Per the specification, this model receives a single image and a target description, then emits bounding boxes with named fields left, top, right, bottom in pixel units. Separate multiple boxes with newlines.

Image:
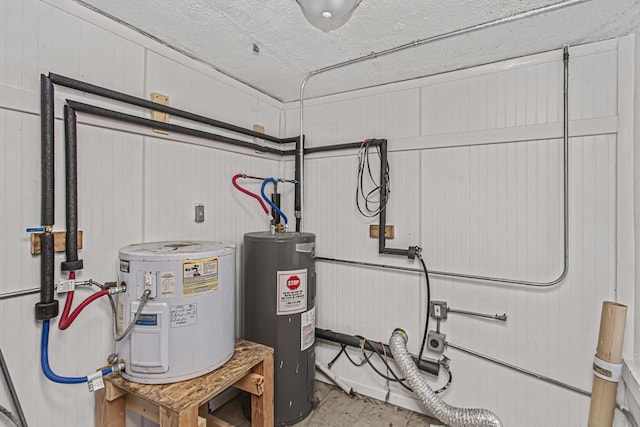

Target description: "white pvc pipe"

left=315, top=362, right=354, bottom=395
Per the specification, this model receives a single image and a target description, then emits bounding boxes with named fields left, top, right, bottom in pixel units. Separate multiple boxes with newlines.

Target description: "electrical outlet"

left=430, top=301, right=448, bottom=320
left=427, top=330, right=447, bottom=354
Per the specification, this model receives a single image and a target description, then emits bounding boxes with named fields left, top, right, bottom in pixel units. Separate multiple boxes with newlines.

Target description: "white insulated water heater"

left=116, top=241, right=235, bottom=384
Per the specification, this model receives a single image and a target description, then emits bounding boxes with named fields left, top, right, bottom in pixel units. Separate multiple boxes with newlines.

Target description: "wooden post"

left=159, top=406, right=198, bottom=427
left=588, top=301, right=627, bottom=427
left=95, top=387, right=126, bottom=427
left=251, top=352, right=274, bottom=427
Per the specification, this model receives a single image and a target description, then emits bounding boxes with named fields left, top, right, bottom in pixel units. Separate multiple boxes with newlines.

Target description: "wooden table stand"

left=95, top=339, right=274, bottom=427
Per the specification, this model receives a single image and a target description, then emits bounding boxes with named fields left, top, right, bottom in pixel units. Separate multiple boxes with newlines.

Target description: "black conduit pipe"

left=35, top=74, right=58, bottom=321
left=35, top=232, right=58, bottom=320
left=294, top=136, right=302, bottom=232
left=297, top=139, right=411, bottom=256
left=315, top=328, right=440, bottom=376
left=304, top=141, right=362, bottom=154
left=65, top=100, right=286, bottom=156
left=376, top=140, right=409, bottom=257
left=0, top=348, right=28, bottom=427
left=49, top=73, right=286, bottom=145
left=61, top=106, right=83, bottom=272
left=271, top=192, right=281, bottom=225
left=40, top=75, right=54, bottom=227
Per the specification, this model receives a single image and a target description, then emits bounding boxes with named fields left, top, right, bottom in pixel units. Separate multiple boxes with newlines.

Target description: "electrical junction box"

left=427, top=330, right=447, bottom=354
left=430, top=301, right=448, bottom=319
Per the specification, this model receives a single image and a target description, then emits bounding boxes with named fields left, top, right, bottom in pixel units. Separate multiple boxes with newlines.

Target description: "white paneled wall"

left=1, top=1, right=638, bottom=427
left=285, top=38, right=636, bottom=426
left=0, top=1, right=284, bottom=426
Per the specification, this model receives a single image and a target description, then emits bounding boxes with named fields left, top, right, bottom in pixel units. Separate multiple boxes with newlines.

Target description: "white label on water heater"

left=160, top=272, right=175, bottom=297
left=301, top=307, right=315, bottom=351
left=277, top=269, right=307, bottom=315
left=170, top=303, right=197, bottom=328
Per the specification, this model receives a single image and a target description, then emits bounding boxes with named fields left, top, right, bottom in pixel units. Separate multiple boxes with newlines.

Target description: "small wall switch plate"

left=195, top=204, right=205, bottom=223
left=369, top=224, right=394, bottom=239
left=150, top=92, right=169, bottom=135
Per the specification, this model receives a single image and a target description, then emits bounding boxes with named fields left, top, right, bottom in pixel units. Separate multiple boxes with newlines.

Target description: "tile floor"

left=212, top=381, right=440, bottom=426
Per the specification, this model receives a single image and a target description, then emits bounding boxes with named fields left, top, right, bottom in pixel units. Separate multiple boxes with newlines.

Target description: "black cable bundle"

left=356, top=140, right=390, bottom=217
left=327, top=336, right=452, bottom=394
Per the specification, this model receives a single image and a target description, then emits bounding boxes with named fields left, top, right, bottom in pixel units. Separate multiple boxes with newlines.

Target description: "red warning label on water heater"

left=277, top=269, right=307, bottom=315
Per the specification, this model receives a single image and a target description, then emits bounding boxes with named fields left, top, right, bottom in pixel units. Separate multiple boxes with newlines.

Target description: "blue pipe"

left=261, top=178, right=288, bottom=225
left=41, top=321, right=116, bottom=384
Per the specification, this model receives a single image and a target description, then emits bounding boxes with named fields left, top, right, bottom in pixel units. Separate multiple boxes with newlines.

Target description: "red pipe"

left=232, top=173, right=270, bottom=215
left=58, top=272, right=109, bottom=330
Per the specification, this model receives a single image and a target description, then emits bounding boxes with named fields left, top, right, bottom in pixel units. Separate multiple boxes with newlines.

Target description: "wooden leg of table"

left=159, top=406, right=199, bottom=427
left=95, top=387, right=126, bottom=427
left=251, top=353, right=274, bottom=427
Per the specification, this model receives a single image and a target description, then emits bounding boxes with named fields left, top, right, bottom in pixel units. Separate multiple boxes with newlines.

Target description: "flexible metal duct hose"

left=389, top=329, right=502, bottom=427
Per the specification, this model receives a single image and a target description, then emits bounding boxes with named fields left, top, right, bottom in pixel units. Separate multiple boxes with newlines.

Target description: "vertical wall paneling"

left=615, top=35, right=637, bottom=354
left=299, top=38, right=631, bottom=427
left=634, top=32, right=640, bottom=366
left=1, top=1, right=637, bottom=426
left=0, top=1, right=285, bottom=426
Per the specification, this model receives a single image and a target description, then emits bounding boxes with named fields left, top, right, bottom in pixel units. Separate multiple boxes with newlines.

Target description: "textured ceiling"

left=77, top=0, right=640, bottom=102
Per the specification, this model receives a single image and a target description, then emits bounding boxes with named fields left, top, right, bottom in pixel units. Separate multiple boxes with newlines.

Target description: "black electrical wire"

left=333, top=335, right=405, bottom=384
left=361, top=343, right=413, bottom=392
left=343, top=345, right=367, bottom=367
left=0, top=348, right=27, bottom=427
left=0, top=404, right=19, bottom=427
left=328, top=344, right=347, bottom=368
left=329, top=334, right=452, bottom=394
left=356, top=141, right=390, bottom=217
left=416, top=251, right=432, bottom=362
left=435, top=362, right=452, bottom=394
left=365, top=338, right=407, bottom=383
left=365, top=338, right=452, bottom=394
